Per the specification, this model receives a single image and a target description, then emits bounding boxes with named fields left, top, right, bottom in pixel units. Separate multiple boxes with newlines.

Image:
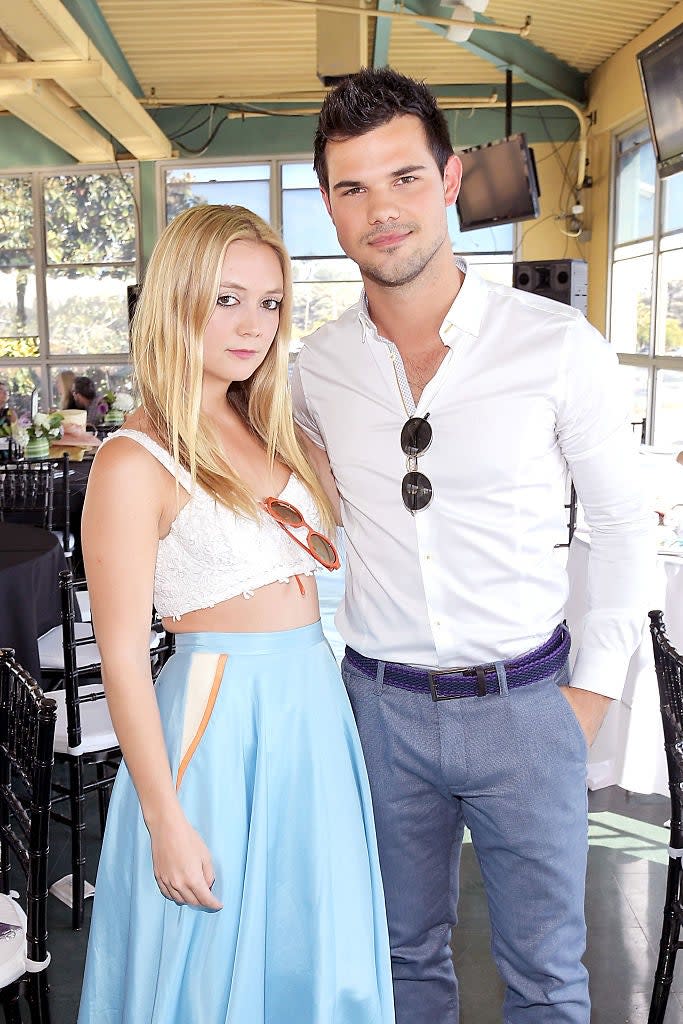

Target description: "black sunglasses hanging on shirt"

left=400, top=413, right=433, bottom=513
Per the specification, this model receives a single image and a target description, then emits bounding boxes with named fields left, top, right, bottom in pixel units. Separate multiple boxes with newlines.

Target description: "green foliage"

left=0, top=178, right=33, bottom=265
left=48, top=291, right=130, bottom=355
left=666, top=317, right=683, bottom=351
left=636, top=298, right=651, bottom=354
left=0, top=337, right=39, bottom=358
left=665, top=277, right=683, bottom=352
left=0, top=172, right=137, bottom=362
left=166, top=173, right=208, bottom=222
left=43, top=172, right=136, bottom=270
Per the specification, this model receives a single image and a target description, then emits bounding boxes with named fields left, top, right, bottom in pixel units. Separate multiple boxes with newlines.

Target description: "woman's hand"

left=149, top=808, right=223, bottom=910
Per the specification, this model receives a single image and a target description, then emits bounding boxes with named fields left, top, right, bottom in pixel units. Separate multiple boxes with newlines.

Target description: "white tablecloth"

left=565, top=530, right=683, bottom=796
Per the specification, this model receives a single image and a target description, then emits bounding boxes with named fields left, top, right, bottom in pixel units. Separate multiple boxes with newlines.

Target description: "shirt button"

left=436, top=620, right=441, bottom=626
left=425, top=554, right=431, bottom=560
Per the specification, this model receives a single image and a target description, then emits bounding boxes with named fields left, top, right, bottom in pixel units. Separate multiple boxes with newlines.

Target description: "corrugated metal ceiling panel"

left=485, top=0, right=681, bottom=73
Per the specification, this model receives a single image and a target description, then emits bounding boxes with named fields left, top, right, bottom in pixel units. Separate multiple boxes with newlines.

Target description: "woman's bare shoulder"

left=89, top=431, right=167, bottom=500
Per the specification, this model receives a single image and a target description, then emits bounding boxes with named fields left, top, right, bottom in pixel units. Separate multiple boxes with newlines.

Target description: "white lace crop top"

left=105, top=429, right=323, bottom=620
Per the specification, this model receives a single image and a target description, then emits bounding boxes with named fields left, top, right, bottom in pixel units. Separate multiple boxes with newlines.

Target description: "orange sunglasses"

left=262, top=497, right=340, bottom=571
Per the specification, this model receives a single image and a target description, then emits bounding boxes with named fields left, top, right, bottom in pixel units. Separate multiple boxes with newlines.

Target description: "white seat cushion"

left=76, top=590, right=91, bottom=622
left=38, top=623, right=101, bottom=671
left=52, top=683, right=118, bottom=756
left=0, top=893, right=27, bottom=987
left=38, top=624, right=161, bottom=671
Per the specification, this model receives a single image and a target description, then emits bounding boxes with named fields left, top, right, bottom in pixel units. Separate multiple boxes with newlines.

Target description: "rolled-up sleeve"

left=557, top=317, right=657, bottom=699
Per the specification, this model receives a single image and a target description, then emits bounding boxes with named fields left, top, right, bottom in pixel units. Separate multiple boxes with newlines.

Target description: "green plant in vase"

left=101, top=390, right=135, bottom=426
left=24, top=410, right=63, bottom=459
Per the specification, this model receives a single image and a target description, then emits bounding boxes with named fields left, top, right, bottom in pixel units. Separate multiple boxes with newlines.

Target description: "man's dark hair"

left=73, top=376, right=96, bottom=402
left=313, top=67, right=454, bottom=193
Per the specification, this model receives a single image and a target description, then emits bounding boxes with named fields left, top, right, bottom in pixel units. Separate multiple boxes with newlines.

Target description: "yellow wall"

left=518, top=140, right=585, bottom=264
left=520, top=2, right=683, bottom=333
left=586, top=2, right=683, bottom=333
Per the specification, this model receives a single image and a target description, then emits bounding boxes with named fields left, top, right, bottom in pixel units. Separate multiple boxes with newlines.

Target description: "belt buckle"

left=428, top=663, right=494, bottom=702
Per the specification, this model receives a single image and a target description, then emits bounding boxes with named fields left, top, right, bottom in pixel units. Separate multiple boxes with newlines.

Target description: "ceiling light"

left=446, top=4, right=475, bottom=43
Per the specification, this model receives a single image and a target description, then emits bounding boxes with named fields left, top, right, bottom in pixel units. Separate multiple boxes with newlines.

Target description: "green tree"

left=0, top=178, right=35, bottom=338
left=0, top=172, right=139, bottom=359
left=636, top=297, right=651, bottom=354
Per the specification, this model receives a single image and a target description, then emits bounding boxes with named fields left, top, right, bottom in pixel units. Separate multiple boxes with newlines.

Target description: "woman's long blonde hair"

left=132, top=204, right=335, bottom=530
left=58, top=370, right=77, bottom=410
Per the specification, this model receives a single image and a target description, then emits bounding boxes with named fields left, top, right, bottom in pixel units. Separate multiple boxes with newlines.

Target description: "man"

left=291, top=68, right=653, bottom=1023
left=0, top=380, right=15, bottom=430
left=71, top=375, right=102, bottom=428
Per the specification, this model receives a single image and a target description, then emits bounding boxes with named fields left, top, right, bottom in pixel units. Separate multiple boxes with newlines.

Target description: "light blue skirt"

left=78, top=622, right=394, bottom=1024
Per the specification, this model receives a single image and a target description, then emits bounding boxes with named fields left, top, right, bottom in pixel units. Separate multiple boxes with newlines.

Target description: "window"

left=165, top=164, right=270, bottom=224
left=160, top=156, right=515, bottom=357
left=610, top=125, right=683, bottom=448
left=0, top=167, right=139, bottom=418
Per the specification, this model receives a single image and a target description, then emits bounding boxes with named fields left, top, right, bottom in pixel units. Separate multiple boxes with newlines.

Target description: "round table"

left=565, top=529, right=683, bottom=796
left=0, top=522, right=69, bottom=683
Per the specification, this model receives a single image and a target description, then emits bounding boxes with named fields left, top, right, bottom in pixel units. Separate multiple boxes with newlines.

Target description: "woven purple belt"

left=345, top=625, right=570, bottom=701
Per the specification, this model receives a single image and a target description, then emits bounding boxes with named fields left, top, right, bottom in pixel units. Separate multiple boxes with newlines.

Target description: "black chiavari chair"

left=0, top=649, right=57, bottom=1024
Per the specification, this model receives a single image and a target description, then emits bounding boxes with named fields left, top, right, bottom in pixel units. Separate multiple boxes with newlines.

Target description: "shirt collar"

left=357, top=255, right=489, bottom=343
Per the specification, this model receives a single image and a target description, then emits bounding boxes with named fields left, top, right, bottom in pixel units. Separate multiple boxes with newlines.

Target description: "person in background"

left=292, top=67, right=654, bottom=1024
left=72, top=375, right=102, bottom=428
left=77, top=204, right=393, bottom=1024
left=0, top=380, right=16, bottom=430
left=57, top=370, right=78, bottom=410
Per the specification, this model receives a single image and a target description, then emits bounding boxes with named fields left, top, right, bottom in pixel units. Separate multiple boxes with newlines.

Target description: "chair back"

left=59, top=570, right=104, bottom=751
left=59, top=569, right=174, bottom=747
left=556, top=475, right=578, bottom=549
left=51, top=453, right=71, bottom=556
left=0, top=462, right=54, bottom=530
left=650, top=610, right=683, bottom=846
left=0, top=650, right=57, bottom=967
left=631, top=417, right=647, bottom=445
left=150, top=614, right=175, bottom=682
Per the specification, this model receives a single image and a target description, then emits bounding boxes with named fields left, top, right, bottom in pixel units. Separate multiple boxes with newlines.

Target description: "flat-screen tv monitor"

left=637, top=21, right=683, bottom=179
left=456, top=133, right=541, bottom=232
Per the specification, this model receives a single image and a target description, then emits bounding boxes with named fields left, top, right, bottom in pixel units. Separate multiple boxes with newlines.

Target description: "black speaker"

left=512, top=259, right=588, bottom=315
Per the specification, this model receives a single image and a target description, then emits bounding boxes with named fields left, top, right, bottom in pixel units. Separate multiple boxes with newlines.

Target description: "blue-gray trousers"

left=342, top=652, right=590, bottom=1023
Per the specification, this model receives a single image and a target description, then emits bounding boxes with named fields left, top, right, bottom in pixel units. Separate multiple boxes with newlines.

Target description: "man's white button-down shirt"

left=291, top=261, right=655, bottom=700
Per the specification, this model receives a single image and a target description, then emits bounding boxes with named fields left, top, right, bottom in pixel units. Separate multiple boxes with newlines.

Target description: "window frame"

left=609, top=122, right=683, bottom=445
left=0, top=162, right=141, bottom=405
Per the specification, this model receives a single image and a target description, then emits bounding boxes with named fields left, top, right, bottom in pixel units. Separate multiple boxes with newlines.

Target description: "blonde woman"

left=57, top=369, right=78, bottom=410
left=78, top=206, right=394, bottom=1024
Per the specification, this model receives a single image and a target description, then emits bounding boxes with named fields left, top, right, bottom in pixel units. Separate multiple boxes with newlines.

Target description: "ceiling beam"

left=0, top=79, right=114, bottom=161
left=372, top=0, right=394, bottom=68
left=403, top=1, right=586, bottom=106
left=0, top=0, right=171, bottom=159
left=0, top=59, right=102, bottom=79
left=61, top=0, right=143, bottom=98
